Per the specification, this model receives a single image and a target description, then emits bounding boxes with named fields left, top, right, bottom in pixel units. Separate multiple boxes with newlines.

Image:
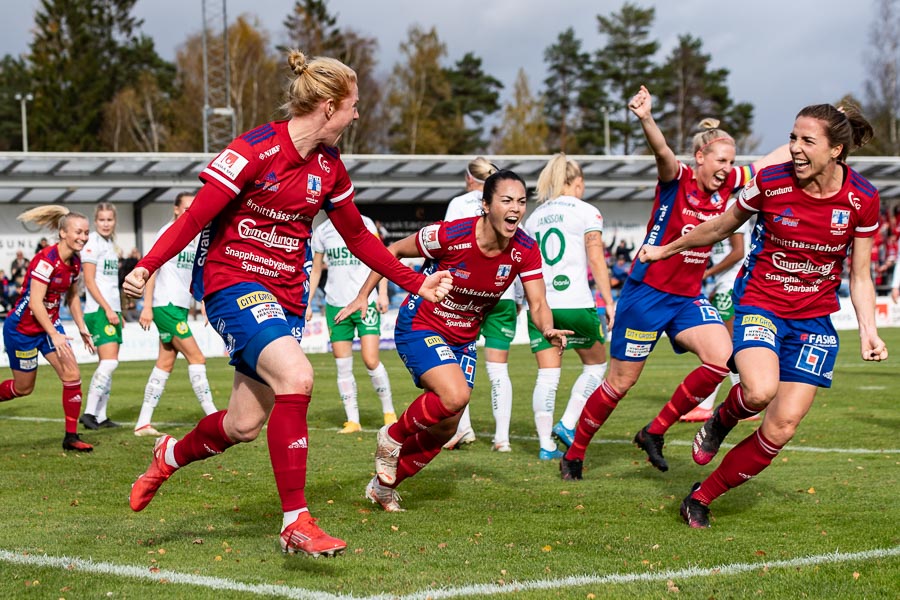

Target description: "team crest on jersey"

left=495, top=264, right=512, bottom=286
left=254, top=171, right=280, bottom=192
left=306, top=174, right=322, bottom=203
left=830, top=209, right=850, bottom=230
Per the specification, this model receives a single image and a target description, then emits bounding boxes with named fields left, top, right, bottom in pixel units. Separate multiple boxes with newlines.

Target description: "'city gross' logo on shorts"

left=624, top=328, right=657, bottom=342
left=236, top=291, right=277, bottom=309
left=424, top=335, right=444, bottom=347
left=741, top=314, right=777, bottom=332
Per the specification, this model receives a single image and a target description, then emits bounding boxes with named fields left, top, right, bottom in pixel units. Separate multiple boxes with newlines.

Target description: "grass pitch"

left=0, top=329, right=897, bottom=599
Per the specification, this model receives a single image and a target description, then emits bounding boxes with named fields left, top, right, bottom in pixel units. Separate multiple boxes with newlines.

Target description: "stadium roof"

left=1, top=152, right=899, bottom=207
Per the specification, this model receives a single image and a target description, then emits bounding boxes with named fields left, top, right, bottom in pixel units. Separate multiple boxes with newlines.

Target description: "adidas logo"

left=288, top=438, right=308, bottom=449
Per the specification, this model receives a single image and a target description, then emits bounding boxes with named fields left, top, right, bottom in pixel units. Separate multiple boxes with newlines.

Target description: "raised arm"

left=628, top=85, right=679, bottom=182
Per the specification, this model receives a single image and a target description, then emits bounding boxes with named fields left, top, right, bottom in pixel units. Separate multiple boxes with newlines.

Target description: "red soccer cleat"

left=62, top=433, right=93, bottom=452
left=280, top=512, right=347, bottom=557
left=680, top=406, right=713, bottom=423
left=129, top=435, right=176, bottom=512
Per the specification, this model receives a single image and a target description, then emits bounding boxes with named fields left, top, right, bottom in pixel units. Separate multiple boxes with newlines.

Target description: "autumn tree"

left=543, top=28, right=591, bottom=153
left=493, top=69, right=548, bottom=155
left=595, top=2, right=659, bottom=154
left=386, top=25, right=451, bottom=154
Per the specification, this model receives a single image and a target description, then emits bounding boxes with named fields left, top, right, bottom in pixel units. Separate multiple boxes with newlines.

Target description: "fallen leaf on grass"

left=666, top=579, right=679, bottom=593
left=853, top=572, right=860, bottom=580
left=541, top=545, right=553, bottom=552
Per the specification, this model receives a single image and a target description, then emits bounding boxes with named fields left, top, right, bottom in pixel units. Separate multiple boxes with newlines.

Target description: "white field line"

left=1, top=415, right=897, bottom=455
left=1, top=546, right=898, bottom=600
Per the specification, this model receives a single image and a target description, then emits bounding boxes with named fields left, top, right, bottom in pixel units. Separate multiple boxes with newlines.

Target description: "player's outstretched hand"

left=861, top=334, right=888, bottom=362
left=628, top=85, right=652, bottom=119
left=638, top=244, right=667, bottom=264
left=123, top=267, right=150, bottom=298
left=419, top=270, right=453, bottom=303
left=334, top=295, right=368, bottom=325
left=543, top=328, right=575, bottom=356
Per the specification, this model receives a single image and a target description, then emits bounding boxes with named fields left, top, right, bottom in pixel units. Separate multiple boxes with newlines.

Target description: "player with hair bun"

left=641, top=102, right=887, bottom=527
left=560, top=85, right=788, bottom=481
left=124, top=49, right=452, bottom=557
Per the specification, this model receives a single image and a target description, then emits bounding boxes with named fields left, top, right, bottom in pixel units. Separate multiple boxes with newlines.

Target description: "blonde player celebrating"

left=135, top=192, right=217, bottom=437
left=306, top=214, right=396, bottom=433
left=80, top=202, right=122, bottom=429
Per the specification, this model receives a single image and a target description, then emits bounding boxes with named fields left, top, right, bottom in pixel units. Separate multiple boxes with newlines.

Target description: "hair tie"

left=466, top=166, right=485, bottom=184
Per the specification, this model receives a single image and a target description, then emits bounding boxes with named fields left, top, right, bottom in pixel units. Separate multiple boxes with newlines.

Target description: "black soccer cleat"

left=680, top=482, right=710, bottom=528
left=692, top=404, right=734, bottom=466
left=62, top=433, right=93, bottom=452
left=98, top=418, right=120, bottom=428
left=79, top=413, right=100, bottom=430
left=633, top=425, right=668, bottom=472
left=559, top=456, right=583, bottom=481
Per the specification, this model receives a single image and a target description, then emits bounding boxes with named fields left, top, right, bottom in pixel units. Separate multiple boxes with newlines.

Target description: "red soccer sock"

left=62, top=380, right=82, bottom=434
left=720, top=384, right=760, bottom=428
left=388, top=391, right=457, bottom=443
left=392, top=429, right=444, bottom=487
left=267, top=394, right=311, bottom=512
left=0, top=379, right=22, bottom=402
left=692, top=428, right=783, bottom=506
left=565, top=381, right=624, bottom=461
left=173, top=410, right=236, bottom=467
left=648, top=363, right=729, bottom=435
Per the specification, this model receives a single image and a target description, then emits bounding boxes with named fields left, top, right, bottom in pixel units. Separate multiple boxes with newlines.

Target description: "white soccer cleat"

left=134, top=424, right=163, bottom=437
left=442, top=426, right=476, bottom=450
left=365, top=476, right=405, bottom=512
left=375, top=425, right=402, bottom=486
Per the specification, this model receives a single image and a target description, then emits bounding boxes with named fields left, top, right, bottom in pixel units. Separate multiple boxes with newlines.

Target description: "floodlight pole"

left=14, top=93, right=33, bottom=152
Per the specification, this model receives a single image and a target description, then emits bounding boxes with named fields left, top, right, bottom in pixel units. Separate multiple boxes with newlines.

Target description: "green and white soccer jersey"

left=523, top=195, right=603, bottom=309
left=311, top=216, right=379, bottom=307
left=152, top=221, right=196, bottom=309
left=81, top=231, right=121, bottom=312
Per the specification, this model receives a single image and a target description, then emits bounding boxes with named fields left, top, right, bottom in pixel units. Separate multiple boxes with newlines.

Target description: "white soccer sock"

left=87, top=359, right=118, bottom=419
left=533, top=367, right=561, bottom=451
left=699, top=384, right=719, bottom=410
left=188, top=364, right=217, bottom=415
left=137, top=366, right=170, bottom=429
left=367, top=362, right=395, bottom=415
left=336, top=356, right=359, bottom=423
left=485, top=361, right=512, bottom=443
left=560, top=363, right=607, bottom=429
left=456, top=405, right=472, bottom=433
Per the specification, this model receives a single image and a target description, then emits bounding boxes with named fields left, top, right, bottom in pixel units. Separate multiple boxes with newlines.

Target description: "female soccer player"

left=306, top=213, right=396, bottom=433
left=134, top=192, right=217, bottom=437
left=640, top=103, right=887, bottom=527
left=560, top=85, right=787, bottom=479
left=0, top=206, right=95, bottom=451
left=337, top=170, right=570, bottom=511
left=80, top=202, right=122, bottom=429
left=443, top=156, right=522, bottom=452
left=123, top=49, right=452, bottom=557
left=523, top=154, right=614, bottom=460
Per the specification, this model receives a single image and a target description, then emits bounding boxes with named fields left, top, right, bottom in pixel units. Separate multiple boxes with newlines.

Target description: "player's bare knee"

left=441, top=387, right=471, bottom=413
left=741, top=386, right=775, bottom=411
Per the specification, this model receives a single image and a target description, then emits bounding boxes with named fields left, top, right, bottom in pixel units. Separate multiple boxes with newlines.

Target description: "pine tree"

left=441, top=52, right=503, bottom=154
left=543, top=28, right=590, bottom=153
left=595, top=2, right=659, bottom=154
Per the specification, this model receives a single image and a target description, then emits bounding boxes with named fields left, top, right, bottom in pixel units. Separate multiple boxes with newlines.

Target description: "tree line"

left=0, top=0, right=897, bottom=156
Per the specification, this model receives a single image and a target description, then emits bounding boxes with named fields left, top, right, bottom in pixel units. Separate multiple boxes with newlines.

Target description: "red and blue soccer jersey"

left=194, top=120, right=355, bottom=315
left=630, top=162, right=754, bottom=296
left=398, top=217, right=543, bottom=346
left=9, top=244, right=81, bottom=336
left=735, top=162, right=880, bottom=318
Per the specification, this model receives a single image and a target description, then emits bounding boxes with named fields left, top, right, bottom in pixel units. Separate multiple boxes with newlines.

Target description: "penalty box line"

left=1, top=546, right=898, bottom=600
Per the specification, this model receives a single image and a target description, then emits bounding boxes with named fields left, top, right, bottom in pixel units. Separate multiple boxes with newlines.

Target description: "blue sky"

left=1, top=0, right=879, bottom=152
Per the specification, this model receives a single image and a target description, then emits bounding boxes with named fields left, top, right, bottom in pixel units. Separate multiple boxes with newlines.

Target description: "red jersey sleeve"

left=136, top=183, right=233, bottom=275
left=414, top=222, right=446, bottom=260
left=519, top=243, right=544, bottom=283
left=329, top=200, right=426, bottom=294
left=200, top=139, right=259, bottom=198
left=322, top=153, right=355, bottom=211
